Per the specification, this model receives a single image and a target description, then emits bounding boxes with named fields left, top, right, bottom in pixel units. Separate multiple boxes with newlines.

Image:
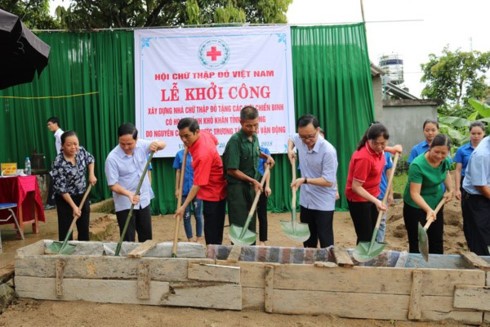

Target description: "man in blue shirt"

left=287, top=114, right=338, bottom=248
left=462, top=135, right=490, bottom=255
left=173, top=149, right=203, bottom=243
left=105, top=123, right=166, bottom=242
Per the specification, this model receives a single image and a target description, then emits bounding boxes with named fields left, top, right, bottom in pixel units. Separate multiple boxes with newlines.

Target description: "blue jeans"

left=182, top=195, right=203, bottom=239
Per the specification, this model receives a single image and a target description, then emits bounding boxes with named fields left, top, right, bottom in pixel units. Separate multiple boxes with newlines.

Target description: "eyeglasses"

left=299, top=133, right=317, bottom=141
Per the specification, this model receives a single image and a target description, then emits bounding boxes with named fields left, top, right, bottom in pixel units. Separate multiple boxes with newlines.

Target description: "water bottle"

left=24, top=157, right=31, bottom=175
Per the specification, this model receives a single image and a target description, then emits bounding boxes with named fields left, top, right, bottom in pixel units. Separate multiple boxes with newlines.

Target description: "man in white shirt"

left=45, top=116, right=64, bottom=210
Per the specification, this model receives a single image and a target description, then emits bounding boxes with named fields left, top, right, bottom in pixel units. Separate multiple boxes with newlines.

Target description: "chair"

left=0, top=203, right=25, bottom=240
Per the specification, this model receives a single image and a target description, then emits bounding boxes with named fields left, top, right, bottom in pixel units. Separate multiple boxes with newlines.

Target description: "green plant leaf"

left=469, top=98, right=490, bottom=118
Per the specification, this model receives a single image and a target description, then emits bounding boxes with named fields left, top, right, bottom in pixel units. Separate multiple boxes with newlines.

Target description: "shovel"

left=46, top=184, right=92, bottom=255
left=353, top=152, right=399, bottom=262
left=115, top=151, right=154, bottom=256
left=172, top=147, right=188, bottom=258
left=229, top=165, right=270, bottom=246
left=418, top=198, right=446, bottom=262
left=280, top=156, right=310, bottom=243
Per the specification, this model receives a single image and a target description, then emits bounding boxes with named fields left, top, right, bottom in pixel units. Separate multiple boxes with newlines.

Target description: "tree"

left=0, top=0, right=60, bottom=28
left=420, top=47, right=490, bottom=117
left=56, top=0, right=292, bottom=30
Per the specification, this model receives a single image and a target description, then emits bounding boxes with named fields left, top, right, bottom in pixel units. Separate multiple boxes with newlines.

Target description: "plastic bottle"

left=24, top=157, right=31, bottom=175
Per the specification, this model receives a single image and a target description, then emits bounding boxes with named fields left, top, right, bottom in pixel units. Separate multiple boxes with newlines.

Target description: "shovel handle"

left=422, top=198, right=446, bottom=230
left=291, top=156, right=297, bottom=212
left=60, top=184, right=92, bottom=248
left=373, top=153, right=399, bottom=230
left=239, top=165, right=270, bottom=237
left=172, top=147, right=188, bottom=256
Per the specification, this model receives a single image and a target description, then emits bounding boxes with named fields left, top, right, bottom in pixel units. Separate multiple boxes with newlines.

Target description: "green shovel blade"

left=352, top=227, right=386, bottom=262
left=45, top=241, right=77, bottom=255
left=229, top=224, right=256, bottom=246
left=279, top=220, right=310, bottom=243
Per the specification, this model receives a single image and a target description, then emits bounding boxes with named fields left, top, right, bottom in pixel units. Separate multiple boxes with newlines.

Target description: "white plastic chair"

left=0, top=203, right=25, bottom=240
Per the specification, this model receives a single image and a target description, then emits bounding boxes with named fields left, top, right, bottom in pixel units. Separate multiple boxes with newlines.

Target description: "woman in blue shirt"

left=408, top=119, right=439, bottom=164
left=454, top=121, right=486, bottom=200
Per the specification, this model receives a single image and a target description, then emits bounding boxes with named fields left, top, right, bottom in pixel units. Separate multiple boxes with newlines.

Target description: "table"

left=0, top=175, right=45, bottom=235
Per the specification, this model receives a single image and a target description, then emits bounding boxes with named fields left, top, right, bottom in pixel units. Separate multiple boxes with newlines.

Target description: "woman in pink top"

left=345, top=123, right=390, bottom=244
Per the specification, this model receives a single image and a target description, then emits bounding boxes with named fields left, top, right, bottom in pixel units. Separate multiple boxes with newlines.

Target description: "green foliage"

left=53, top=0, right=292, bottom=30
left=0, top=0, right=60, bottom=28
left=420, top=47, right=490, bottom=117
left=393, top=172, right=407, bottom=196
left=438, top=99, right=490, bottom=147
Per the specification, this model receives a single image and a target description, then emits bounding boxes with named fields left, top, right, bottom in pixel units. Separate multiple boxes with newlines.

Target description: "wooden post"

left=264, top=265, right=274, bottom=313
left=408, top=270, right=423, bottom=320
left=55, top=259, right=66, bottom=298
left=137, top=261, right=151, bottom=299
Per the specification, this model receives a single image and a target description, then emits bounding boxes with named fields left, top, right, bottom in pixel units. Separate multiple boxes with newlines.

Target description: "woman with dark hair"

left=345, top=123, right=393, bottom=244
left=50, top=131, right=97, bottom=241
left=454, top=121, right=486, bottom=200
left=403, top=134, right=454, bottom=254
left=408, top=119, right=439, bottom=164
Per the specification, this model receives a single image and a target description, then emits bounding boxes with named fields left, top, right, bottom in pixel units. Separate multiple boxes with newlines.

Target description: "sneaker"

left=44, top=204, right=55, bottom=210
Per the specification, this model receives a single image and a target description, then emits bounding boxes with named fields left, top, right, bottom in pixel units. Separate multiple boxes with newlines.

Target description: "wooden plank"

left=460, top=251, right=490, bottom=271
left=187, top=262, right=240, bottom=284
left=15, top=276, right=242, bottom=310
left=264, top=265, right=274, bottom=313
left=137, top=262, right=150, bottom=300
left=408, top=270, right=423, bottom=320
left=271, top=288, right=409, bottom=320
left=454, top=285, right=490, bottom=311
left=226, top=245, right=242, bottom=263
left=161, top=281, right=242, bottom=310
left=332, top=248, right=354, bottom=268
left=239, top=261, right=266, bottom=288
left=16, top=255, right=214, bottom=281
left=485, top=312, right=490, bottom=323
left=421, top=295, right=483, bottom=325
left=55, top=259, right=66, bottom=298
left=269, top=264, right=485, bottom=296
left=242, top=287, right=264, bottom=310
left=0, top=264, right=14, bottom=283
left=15, top=239, right=44, bottom=257
left=128, top=240, right=157, bottom=258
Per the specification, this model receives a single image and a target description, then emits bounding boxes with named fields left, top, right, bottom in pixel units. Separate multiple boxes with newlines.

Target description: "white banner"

left=134, top=26, right=295, bottom=157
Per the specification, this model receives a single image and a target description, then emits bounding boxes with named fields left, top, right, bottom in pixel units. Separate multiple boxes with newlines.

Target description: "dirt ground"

left=0, top=198, right=476, bottom=327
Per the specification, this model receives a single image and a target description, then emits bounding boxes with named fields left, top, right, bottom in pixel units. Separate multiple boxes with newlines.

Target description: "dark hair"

left=61, top=130, right=77, bottom=145
left=118, top=123, right=138, bottom=139
left=357, top=123, right=389, bottom=150
left=177, top=117, right=200, bottom=132
left=240, top=106, right=258, bottom=121
left=469, top=121, right=485, bottom=132
left=423, top=119, right=439, bottom=130
left=430, top=134, right=451, bottom=149
left=297, top=114, right=319, bottom=129
left=47, top=116, right=60, bottom=125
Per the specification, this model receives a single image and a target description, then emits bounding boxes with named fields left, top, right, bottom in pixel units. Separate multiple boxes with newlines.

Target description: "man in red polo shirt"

left=175, top=118, right=227, bottom=245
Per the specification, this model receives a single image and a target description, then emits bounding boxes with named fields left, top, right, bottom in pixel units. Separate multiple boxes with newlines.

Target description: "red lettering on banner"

left=253, top=70, right=274, bottom=77
left=148, top=107, right=157, bottom=114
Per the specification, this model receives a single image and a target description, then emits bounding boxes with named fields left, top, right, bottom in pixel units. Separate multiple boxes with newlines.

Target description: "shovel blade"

left=229, top=224, right=256, bottom=246
left=418, top=222, right=429, bottom=262
left=352, top=240, right=386, bottom=262
left=45, top=241, right=77, bottom=255
left=279, top=220, right=310, bottom=243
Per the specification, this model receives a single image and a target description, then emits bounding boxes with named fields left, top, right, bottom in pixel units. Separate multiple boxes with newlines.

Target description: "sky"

left=49, top=0, right=489, bottom=97
left=287, top=0, right=490, bottom=97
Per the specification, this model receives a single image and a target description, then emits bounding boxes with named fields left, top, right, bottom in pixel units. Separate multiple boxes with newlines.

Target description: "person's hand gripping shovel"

left=46, top=184, right=92, bottom=255
left=418, top=198, right=446, bottom=262
left=353, top=153, right=399, bottom=262
left=280, top=156, right=310, bottom=243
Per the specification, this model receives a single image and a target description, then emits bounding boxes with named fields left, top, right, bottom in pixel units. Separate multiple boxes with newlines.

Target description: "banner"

left=134, top=26, right=295, bottom=157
